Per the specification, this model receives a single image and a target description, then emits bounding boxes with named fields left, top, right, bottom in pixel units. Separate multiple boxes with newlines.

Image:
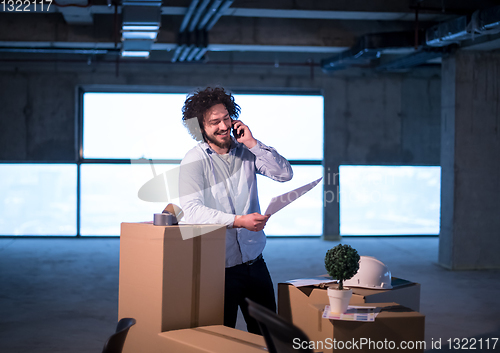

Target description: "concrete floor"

left=0, top=237, right=499, bottom=353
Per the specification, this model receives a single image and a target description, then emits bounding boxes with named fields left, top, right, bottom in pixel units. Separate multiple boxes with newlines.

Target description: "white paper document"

left=322, top=305, right=381, bottom=322
left=286, top=277, right=337, bottom=287
left=264, top=177, right=323, bottom=215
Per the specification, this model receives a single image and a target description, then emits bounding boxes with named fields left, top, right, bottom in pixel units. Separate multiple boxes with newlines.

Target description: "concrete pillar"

left=439, top=51, right=500, bottom=269
left=323, top=83, right=345, bottom=241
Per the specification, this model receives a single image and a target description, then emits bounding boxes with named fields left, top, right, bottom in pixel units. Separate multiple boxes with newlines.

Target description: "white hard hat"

left=343, top=256, right=392, bottom=290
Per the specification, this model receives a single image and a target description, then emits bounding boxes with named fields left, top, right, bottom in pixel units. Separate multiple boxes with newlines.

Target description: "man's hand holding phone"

left=231, top=119, right=257, bottom=149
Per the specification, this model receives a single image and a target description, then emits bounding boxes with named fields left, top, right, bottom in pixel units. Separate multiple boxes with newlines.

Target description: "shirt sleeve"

left=179, top=149, right=236, bottom=227
left=249, top=140, right=293, bottom=182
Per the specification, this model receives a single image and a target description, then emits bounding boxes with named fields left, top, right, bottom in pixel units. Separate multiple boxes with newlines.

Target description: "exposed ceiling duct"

left=2, top=1, right=499, bottom=67
left=321, top=31, right=423, bottom=72
left=56, top=0, right=93, bottom=25
left=426, top=5, right=500, bottom=47
left=320, top=5, right=500, bottom=73
left=121, top=0, right=163, bottom=58
left=376, top=47, right=448, bottom=71
left=379, top=5, right=500, bottom=72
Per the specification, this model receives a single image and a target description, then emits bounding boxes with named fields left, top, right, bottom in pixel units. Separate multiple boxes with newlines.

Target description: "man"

left=178, top=86, right=293, bottom=334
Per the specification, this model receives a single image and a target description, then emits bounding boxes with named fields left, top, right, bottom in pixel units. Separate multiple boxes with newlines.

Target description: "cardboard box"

left=305, top=303, right=425, bottom=353
left=279, top=281, right=424, bottom=353
left=279, top=277, right=420, bottom=315
left=119, top=223, right=226, bottom=353
left=158, top=325, right=267, bottom=353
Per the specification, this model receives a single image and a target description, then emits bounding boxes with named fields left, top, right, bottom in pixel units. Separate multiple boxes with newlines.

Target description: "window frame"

left=76, top=85, right=324, bottom=237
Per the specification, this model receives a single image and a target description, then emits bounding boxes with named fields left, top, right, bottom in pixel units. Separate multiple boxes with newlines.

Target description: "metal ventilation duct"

left=121, top=0, right=163, bottom=58
left=321, top=31, right=422, bottom=72
left=426, top=5, right=500, bottom=47
left=376, top=47, right=448, bottom=72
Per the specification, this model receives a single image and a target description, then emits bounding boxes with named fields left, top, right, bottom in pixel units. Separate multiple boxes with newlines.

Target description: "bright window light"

left=83, top=93, right=323, bottom=161
left=339, top=165, right=441, bottom=236
left=258, top=165, right=323, bottom=236
left=82, top=92, right=324, bottom=237
left=83, top=93, right=194, bottom=159
left=80, top=163, right=179, bottom=236
left=0, top=164, right=77, bottom=236
left=234, top=94, right=324, bottom=160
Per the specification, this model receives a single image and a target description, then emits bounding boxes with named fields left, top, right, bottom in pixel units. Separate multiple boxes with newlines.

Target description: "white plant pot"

left=327, top=287, right=353, bottom=314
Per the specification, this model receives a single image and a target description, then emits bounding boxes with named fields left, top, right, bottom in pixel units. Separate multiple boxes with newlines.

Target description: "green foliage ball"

left=324, top=244, right=360, bottom=290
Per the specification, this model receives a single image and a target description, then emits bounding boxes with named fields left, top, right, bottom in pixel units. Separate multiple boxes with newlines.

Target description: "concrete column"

left=323, top=84, right=344, bottom=241
left=439, top=51, right=500, bottom=269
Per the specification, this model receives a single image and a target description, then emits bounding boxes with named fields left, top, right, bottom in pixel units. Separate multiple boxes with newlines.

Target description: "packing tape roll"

left=153, top=212, right=175, bottom=226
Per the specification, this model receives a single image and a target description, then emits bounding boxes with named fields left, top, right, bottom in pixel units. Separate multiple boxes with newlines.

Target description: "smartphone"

left=231, top=118, right=242, bottom=139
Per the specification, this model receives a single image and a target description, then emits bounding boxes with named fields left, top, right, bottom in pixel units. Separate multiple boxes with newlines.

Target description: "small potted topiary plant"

left=324, top=244, right=360, bottom=314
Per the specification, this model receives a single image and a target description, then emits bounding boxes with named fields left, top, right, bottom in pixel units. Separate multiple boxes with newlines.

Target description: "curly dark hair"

left=182, top=86, right=241, bottom=141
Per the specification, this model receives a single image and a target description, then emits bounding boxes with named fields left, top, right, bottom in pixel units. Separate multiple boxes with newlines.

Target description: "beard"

left=204, top=131, right=231, bottom=150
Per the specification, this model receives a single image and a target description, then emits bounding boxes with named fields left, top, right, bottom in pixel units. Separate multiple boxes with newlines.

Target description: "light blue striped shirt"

left=179, top=138, right=293, bottom=268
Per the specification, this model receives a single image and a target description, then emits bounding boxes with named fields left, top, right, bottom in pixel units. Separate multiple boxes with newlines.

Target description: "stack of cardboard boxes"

left=118, top=223, right=266, bottom=353
left=119, top=222, right=425, bottom=352
left=278, top=281, right=425, bottom=352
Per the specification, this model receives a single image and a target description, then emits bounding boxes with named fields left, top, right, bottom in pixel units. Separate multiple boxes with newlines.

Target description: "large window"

left=80, top=163, right=179, bottom=236
left=258, top=166, right=323, bottom=236
left=82, top=93, right=323, bottom=160
left=0, top=164, right=77, bottom=236
left=83, top=93, right=194, bottom=160
left=80, top=91, right=324, bottom=236
left=0, top=89, right=443, bottom=238
left=339, top=165, right=441, bottom=236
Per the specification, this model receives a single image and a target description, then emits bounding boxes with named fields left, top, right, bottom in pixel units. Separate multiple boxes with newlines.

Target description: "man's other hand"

left=234, top=213, right=270, bottom=232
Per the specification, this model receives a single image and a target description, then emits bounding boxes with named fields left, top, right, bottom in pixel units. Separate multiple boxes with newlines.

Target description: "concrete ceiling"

left=1, top=0, right=499, bottom=70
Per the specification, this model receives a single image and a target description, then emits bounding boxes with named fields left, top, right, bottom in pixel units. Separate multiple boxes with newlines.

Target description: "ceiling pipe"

left=178, top=44, right=194, bottom=61
left=179, top=0, right=199, bottom=33
left=185, top=30, right=207, bottom=61
left=205, top=0, right=233, bottom=30
left=194, top=47, right=208, bottom=61
left=170, top=47, right=183, bottom=62
left=190, top=0, right=231, bottom=61
left=187, top=47, right=202, bottom=61
left=171, top=31, right=189, bottom=62
left=172, top=0, right=233, bottom=63
left=173, top=0, right=206, bottom=62
left=197, top=0, right=223, bottom=30
left=188, top=0, right=211, bottom=32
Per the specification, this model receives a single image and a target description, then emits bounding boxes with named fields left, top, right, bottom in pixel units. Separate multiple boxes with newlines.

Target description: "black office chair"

left=246, top=298, right=313, bottom=353
left=101, top=318, right=136, bottom=353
